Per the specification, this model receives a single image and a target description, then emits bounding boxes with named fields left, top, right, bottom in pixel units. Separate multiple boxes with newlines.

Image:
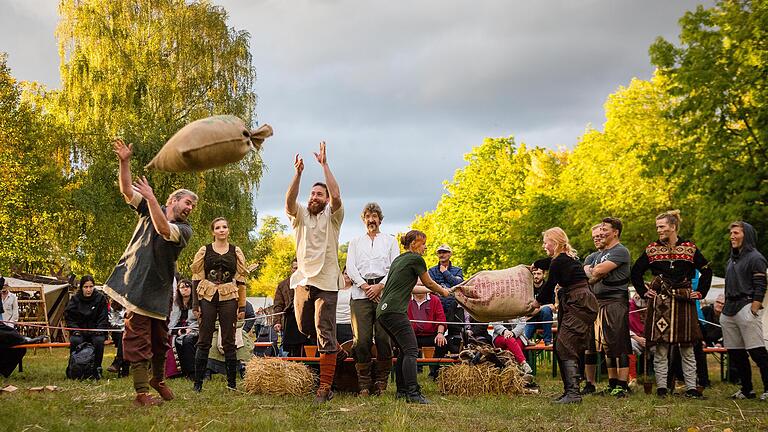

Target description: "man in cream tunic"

left=286, top=141, right=344, bottom=403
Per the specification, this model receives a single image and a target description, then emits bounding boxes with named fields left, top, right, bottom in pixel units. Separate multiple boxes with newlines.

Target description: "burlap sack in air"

left=453, top=265, right=536, bottom=322
left=146, top=115, right=273, bottom=172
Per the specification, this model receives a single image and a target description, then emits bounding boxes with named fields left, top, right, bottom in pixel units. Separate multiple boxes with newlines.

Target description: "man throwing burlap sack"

left=104, top=139, right=197, bottom=407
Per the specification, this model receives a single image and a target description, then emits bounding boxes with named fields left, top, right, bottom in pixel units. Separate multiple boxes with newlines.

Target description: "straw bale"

left=243, top=357, right=316, bottom=396
left=436, top=363, right=530, bottom=396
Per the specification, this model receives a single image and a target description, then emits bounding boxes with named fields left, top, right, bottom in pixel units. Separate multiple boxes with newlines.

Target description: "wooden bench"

left=703, top=346, right=729, bottom=381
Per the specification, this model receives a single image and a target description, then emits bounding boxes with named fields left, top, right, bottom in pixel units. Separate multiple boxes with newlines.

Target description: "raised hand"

left=132, top=176, right=156, bottom=202
left=113, top=139, right=133, bottom=161
left=313, top=141, right=327, bottom=165
left=294, top=154, right=304, bottom=174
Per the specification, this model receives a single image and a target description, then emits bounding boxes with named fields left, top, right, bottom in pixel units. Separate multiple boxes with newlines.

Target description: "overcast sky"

left=1, top=0, right=709, bottom=244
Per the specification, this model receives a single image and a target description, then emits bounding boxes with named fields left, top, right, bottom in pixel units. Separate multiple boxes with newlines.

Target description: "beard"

left=307, top=200, right=326, bottom=215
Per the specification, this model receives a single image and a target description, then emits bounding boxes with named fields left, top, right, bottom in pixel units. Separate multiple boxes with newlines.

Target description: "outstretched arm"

left=132, top=176, right=172, bottom=239
left=113, top=139, right=134, bottom=202
left=418, top=271, right=450, bottom=297
left=285, top=154, right=303, bottom=217
left=314, top=141, right=342, bottom=212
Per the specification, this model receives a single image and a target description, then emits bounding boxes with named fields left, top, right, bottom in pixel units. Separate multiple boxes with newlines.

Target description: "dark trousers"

left=336, top=323, right=354, bottom=345
left=111, top=330, right=124, bottom=364
left=351, top=298, right=392, bottom=363
left=70, top=333, right=106, bottom=370
left=378, top=312, right=419, bottom=391
left=294, top=285, right=338, bottom=353
left=197, top=292, right=238, bottom=360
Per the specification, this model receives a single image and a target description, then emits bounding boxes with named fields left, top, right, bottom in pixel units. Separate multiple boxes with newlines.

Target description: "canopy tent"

left=4, top=277, right=70, bottom=341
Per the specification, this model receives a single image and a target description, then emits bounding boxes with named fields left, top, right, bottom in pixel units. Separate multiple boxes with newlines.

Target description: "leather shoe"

left=133, top=392, right=163, bottom=407
left=149, top=378, right=175, bottom=401
left=313, top=386, right=334, bottom=404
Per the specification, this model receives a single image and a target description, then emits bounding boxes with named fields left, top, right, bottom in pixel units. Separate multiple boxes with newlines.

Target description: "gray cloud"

left=1, top=0, right=711, bottom=243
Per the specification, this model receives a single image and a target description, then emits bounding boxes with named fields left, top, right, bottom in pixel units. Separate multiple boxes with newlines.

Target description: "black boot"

left=405, top=384, right=430, bottom=404
left=225, top=359, right=238, bottom=390
left=552, top=358, right=568, bottom=402
left=554, top=360, right=582, bottom=404
left=193, top=353, right=208, bottom=393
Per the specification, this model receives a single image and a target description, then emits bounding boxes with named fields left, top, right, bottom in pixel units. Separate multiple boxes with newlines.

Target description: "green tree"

left=0, top=54, right=70, bottom=275
left=556, top=76, right=682, bottom=258
left=248, top=234, right=295, bottom=297
left=412, top=138, right=565, bottom=274
left=649, top=0, right=768, bottom=268
left=248, top=216, right=288, bottom=279
left=51, top=0, right=263, bottom=279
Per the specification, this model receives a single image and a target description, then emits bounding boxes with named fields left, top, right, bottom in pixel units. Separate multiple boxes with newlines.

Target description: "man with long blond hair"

left=630, top=210, right=711, bottom=399
left=533, top=227, right=598, bottom=404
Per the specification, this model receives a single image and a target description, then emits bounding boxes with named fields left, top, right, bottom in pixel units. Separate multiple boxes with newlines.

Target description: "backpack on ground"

left=66, top=342, right=96, bottom=379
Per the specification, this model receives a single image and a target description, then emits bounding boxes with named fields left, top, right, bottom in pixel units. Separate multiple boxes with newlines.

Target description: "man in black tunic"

left=103, top=139, right=196, bottom=407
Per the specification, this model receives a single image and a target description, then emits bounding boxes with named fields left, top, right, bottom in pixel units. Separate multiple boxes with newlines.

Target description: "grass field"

left=1, top=348, right=767, bottom=432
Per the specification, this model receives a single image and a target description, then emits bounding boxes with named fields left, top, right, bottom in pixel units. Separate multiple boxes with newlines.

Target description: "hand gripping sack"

left=66, top=342, right=96, bottom=380
left=146, top=115, right=273, bottom=172
left=453, top=265, right=536, bottom=322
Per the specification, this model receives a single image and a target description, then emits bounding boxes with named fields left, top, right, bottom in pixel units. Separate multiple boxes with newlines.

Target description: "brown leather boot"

left=355, top=362, right=373, bottom=396
left=373, top=359, right=392, bottom=396
left=133, top=392, right=164, bottom=407
left=149, top=377, right=175, bottom=401
left=149, top=354, right=174, bottom=401
left=314, top=352, right=337, bottom=403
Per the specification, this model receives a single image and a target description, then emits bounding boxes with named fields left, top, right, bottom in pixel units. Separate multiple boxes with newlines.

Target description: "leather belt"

left=365, top=276, right=384, bottom=285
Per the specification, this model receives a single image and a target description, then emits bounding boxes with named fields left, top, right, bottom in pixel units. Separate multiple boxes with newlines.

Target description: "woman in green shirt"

left=377, top=230, right=450, bottom=404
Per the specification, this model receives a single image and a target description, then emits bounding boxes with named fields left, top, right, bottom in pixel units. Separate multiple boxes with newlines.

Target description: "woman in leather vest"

left=190, top=217, right=248, bottom=391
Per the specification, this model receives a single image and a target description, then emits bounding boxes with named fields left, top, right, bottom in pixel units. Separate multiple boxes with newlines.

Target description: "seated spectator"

left=439, top=295, right=466, bottom=355
left=242, top=301, right=257, bottom=335
left=492, top=319, right=533, bottom=374
left=466, top=317, right=493, bottom=345
left=628, top=292, right=646, bottom=382
left=169, top=279, right=198, bottom=334
left=65, top=275, right=109, bottom=379
left=106, top=299, right=129, bottom=376
left=168, top=279, right=198, bottom=378
left=701, top=294, right=725, bottom=347
left=407, top=289, right=447, bottom=380
left=336, top=269, right=353, bottom=344
left=0, top=321, right=47, bottom=378
left=523, top=268, right=553, bottom=345
left=428, top=244, right=464, bottom=288
left=1, top=279, right=19, bottom=328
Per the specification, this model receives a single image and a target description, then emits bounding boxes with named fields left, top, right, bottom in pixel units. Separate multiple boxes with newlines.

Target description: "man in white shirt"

left=286, top=142, right=344, bottom=403
left=346, top=202, right=400, bottom=396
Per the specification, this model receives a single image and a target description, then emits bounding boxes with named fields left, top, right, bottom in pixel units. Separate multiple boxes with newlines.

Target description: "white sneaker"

left=759, top=392, right=768, bottom=402
left=731, top=389, right=756, bottom=400
left=521, top=362, right=533, bottom=375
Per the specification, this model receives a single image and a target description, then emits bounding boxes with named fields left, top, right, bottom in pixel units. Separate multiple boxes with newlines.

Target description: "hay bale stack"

left=243, top=357, right=316, bottom=396
left=436, top=363, right=528, bottom=396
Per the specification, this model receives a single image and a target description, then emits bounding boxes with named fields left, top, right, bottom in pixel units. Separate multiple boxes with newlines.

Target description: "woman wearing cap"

left=376, top=230, right=450, bottom=404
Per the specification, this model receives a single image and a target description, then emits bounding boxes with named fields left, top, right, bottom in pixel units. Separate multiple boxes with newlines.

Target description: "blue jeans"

left=524, top=305, right=553, bottom=344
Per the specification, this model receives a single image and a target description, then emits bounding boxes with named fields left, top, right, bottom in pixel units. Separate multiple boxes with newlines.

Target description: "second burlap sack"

left=146, top=115, right=273, bottom=172
left=453, top=265, right=536, bottom=322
